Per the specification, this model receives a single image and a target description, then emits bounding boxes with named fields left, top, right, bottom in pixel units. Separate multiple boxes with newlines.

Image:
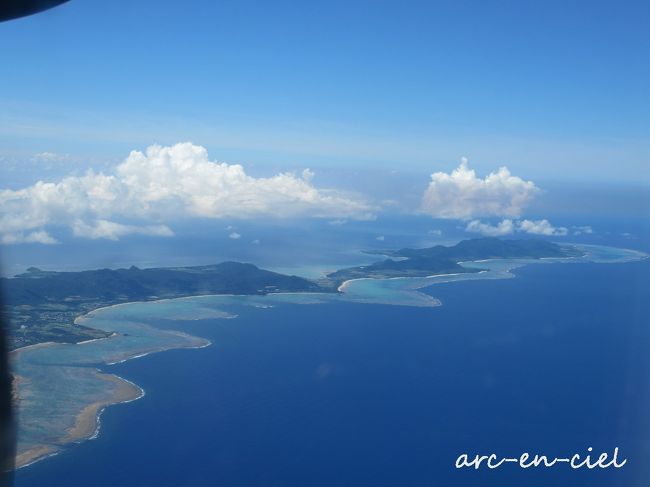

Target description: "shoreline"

left=4, top=261, right=528, bottom=470
left=336, top=271, right=470, bottom=293
left=14, top=445, right=59, bottom=471
left=64, top=372, right=144, bottom=443
left=12, top=303, right=211, bottom=470
left=11, top=243, right=644, bottom=471
left=13, top=372, right=145, bottom=470
left=104, top=338, right=212, bottom=366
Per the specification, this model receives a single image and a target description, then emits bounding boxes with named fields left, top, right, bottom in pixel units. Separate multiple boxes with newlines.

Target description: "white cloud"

left=465, top=219, right=515, bottom=236
left=421, top=158, right=539, bottom=219
left=228, top=232, right=241, bottom=240
left=376, top=235, right=385, bottom=241
left=1, top=230, right=58, bottom=245
left=251, top=239, right=260, bottom=245
left=0, top=142, right=374, bottom=243
left=427, top=229, right=442, bottom=236
left=518, top=219, right=568, bottom=236
left=115, top=143, right=373, bottom=220
left=466, top=218, right=568, bottom=237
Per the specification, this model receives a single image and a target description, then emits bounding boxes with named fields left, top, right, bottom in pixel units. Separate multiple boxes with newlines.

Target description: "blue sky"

left=1, top=0, right=648, bottom=183
left=0, top=0, right=649, bottom=252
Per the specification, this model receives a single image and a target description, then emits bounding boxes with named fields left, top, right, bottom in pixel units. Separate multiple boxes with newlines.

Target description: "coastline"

left=104, top=338, right=212, bottom=366
left=12, top=300, right=212, bottom=470
left=336, top=272, right=468, bottom=293
left=14, top=445, right=59, bottom=471
left=11, top=288, right=336, bottom=471
left=13, top=373, right=144, bottom=470
left=64, top=372, right=144, bottom=443
left=11, top=243, right=644, bottom=471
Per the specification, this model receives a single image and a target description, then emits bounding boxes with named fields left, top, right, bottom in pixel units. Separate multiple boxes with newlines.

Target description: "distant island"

left=3, top=238, right=582, bottom=350
left=326, top=237, right=582, bottom=284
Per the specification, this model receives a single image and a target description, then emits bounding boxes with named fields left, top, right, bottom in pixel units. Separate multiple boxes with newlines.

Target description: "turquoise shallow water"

left=11, top=244, right=646, bottom=468
left=338, top=243, right=645, bottom=303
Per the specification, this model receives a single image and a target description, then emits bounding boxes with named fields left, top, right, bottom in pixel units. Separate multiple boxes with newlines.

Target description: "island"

left=3, top=262, right=321, bottom=350
left=5, top=236, right=594, bottom=470
left=3, top=237, right=583, bottom=351
left=326, top=237, right=582, bottom=284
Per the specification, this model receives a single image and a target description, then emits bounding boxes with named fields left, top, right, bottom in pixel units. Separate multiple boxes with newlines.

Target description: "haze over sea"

left=12, top=227, right=650, bottom=487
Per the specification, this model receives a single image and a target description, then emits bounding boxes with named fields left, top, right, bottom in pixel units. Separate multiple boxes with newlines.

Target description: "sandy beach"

left=13, top=371, right=144, bottom=469
left=14, top=445, right=58, bottom=470
left=65, top=372, right=144, bottom=442
left=336, top=272, right=467, bottom=293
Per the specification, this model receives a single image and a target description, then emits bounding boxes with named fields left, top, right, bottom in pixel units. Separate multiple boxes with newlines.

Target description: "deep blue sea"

left=14, top=258, right=650, bottom=486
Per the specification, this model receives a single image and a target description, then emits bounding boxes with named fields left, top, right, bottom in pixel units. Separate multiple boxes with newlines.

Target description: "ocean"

left=13, top=254, right=650, bottom=486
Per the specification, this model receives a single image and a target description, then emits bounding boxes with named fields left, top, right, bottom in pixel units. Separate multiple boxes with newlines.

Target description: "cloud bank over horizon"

left=0, top=142, right=374, bottom=244
left=421, top=158, right=539, bottom=219
left=1, top=148, right=590, bottom=245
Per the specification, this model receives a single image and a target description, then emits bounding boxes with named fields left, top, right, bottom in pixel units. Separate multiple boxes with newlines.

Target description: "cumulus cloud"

left=465, top=219, right=515, bottom=237
left=228, top=232, right=241, bottom=240
left=421, top=158, right=539, bottom=219
left=376, top=235, right=385, bottom=241
left=465, top=218, right=568, bottom=237
left=518, top=219, right=568, bottom=236
left=0, top=143, right=374, bottom=243
left=114, top=144, right=373, bottom=220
